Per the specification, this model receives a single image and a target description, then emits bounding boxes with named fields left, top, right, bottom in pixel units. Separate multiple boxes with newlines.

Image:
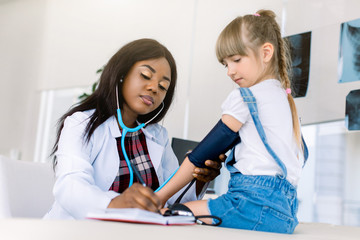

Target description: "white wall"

left=0, top=0, right=46, bottom=161
left=1, top=0, right=197, bottom=161
left=345, top=132, right=360, bottom=201
left=2, top=0, right=360, bottom=161
left=344, top=131, right=360, bottom=225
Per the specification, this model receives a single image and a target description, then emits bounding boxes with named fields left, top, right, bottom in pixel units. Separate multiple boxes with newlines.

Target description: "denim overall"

left=208, top=88, right=308, bottom=234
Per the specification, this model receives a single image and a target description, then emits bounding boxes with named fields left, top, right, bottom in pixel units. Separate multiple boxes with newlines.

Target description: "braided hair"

left=216, top=9, right=302, bottom=148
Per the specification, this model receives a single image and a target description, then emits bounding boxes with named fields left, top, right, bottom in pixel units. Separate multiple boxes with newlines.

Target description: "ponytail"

left=257, top=9, right=303, bottom=149
left=216, top=9, right=304, bottom=150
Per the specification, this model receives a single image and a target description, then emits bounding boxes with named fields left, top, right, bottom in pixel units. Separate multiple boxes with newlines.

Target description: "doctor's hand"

left=107, top=183, right=161, bottom=213
left=193, top=153, right=226, bottom=183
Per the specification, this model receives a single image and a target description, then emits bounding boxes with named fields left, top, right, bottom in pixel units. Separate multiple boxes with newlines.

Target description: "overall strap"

left=239, top=88, right=287, bottom=179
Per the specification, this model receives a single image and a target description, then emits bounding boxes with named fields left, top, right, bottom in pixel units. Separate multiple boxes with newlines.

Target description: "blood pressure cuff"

left=188, top=120, right=241, bottom=168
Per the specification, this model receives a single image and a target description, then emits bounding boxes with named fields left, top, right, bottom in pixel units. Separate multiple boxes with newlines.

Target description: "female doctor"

left=44, top=38, right=223, bottom=219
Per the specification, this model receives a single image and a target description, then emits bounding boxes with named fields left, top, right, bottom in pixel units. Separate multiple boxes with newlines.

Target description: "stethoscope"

left=116, top=84, right=222, bottom=224
left=115, top=84, right=178, bottom=192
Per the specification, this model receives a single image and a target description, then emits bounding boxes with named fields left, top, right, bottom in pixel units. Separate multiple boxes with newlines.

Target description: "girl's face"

left=222, top=49, right=266, bottom=88
left=121, top=57, right=171, bottom=122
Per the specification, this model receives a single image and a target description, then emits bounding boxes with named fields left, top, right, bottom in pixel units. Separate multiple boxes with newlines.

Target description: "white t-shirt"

left=221, top=79, right=304, bottom=186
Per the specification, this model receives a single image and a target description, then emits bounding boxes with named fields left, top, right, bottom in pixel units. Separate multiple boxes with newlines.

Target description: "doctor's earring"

left=120, top=78, right=123, bottom=83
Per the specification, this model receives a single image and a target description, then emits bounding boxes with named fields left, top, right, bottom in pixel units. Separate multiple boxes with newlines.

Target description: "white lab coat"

left=44, top=110, right=199, bottom=219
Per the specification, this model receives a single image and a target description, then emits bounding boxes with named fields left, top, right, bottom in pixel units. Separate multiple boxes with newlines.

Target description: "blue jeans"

left=208, top=173, right=299, bottom=234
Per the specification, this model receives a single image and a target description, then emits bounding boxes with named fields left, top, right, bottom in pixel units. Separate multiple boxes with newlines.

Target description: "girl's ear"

left=262, top=42, right=274, bottom=63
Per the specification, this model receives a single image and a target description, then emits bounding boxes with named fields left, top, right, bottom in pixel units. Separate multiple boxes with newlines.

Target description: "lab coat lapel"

left=142, top=128, right=163, bottom=173
left=109, top=116, right=121, bottom=138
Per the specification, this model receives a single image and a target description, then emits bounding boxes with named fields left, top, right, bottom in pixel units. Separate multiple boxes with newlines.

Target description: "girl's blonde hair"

left=216, top=9, right=302, bottom=148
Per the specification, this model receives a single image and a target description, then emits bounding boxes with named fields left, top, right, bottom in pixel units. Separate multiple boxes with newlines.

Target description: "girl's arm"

left=156, top=114, right=242, bottom=205
left=222, top=114, right=242, bottom=132
left=156, top=156, right=196, bottom=206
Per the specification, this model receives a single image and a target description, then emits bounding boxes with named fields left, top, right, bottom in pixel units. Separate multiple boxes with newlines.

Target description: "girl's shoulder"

left=223, top=80, right=281, bottom=105
left=250, top=79, right=282, bottom=94
left=250, top=79, right=287, bottom=102
left=225, top=88, right=243, bottom=101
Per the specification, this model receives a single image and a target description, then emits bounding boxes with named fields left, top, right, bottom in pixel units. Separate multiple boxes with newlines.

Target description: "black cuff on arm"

left=188, top=120, right=241, bottom=168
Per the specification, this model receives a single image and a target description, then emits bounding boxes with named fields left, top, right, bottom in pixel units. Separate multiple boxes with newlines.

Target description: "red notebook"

left=87, top=208, right=196, bottom=226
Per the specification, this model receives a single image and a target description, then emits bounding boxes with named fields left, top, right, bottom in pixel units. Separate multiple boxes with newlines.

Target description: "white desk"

left=0, top=219, right=359, bottom=240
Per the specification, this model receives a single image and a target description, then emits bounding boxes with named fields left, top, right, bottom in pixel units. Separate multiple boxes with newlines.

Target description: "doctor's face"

left=121, top=57, right=171, bottom=120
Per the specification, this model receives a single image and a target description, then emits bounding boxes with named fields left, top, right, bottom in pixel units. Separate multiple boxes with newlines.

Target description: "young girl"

left=44, top=39, right=223, bottom=219
left=156, top=10, right=308, bottom=234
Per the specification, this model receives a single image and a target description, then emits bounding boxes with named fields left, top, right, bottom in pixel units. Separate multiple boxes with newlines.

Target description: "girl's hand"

left=193, top=154, right=226, bottom=183
left=107, top=183, right=161, bottom=212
